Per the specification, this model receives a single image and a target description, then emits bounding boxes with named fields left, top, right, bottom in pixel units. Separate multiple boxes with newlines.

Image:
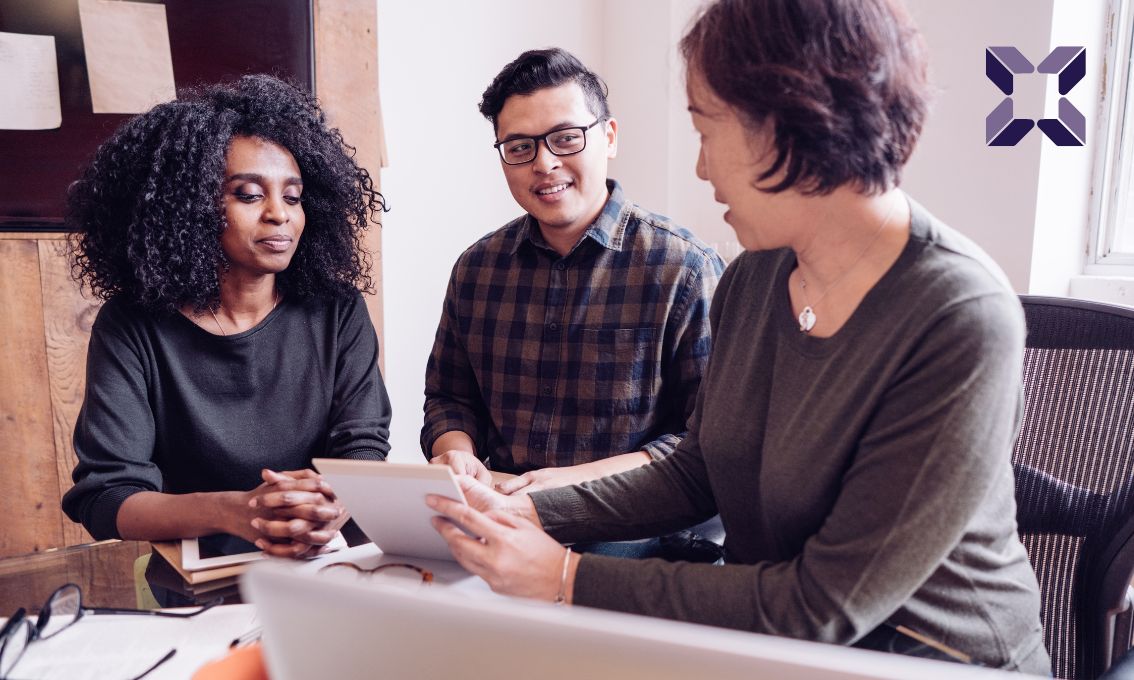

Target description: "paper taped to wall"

left=78, top=0, right=177, bottom=114
left=0, top=32, right=62, bottom=130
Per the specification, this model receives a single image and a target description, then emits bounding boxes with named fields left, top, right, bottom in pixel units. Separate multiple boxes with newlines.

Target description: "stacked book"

left=147, top=540, right=251, bottom=598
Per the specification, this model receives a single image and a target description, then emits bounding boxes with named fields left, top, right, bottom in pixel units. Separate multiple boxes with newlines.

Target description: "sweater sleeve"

left=543, top=292, right=1026, bottom=643
left=326, top=293, right=391, bottom=461
left=62, top=306, right=161, bottom=540
left=532, top=414, right=719, bottom=542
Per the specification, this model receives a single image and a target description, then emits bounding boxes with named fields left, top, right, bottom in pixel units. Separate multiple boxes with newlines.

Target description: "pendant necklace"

left=797, top=196, right=900, bottom=333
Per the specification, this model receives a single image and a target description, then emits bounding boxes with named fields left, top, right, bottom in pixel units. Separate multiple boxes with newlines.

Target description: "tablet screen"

left=198, top=533, right=259, bottom=559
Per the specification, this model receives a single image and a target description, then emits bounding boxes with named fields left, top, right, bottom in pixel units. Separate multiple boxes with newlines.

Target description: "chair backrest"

left=1013, top=295, right=1134, bottom=679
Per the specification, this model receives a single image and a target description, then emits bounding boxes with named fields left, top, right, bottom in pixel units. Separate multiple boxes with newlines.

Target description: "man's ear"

left=604, top=117, right=618, bottom=159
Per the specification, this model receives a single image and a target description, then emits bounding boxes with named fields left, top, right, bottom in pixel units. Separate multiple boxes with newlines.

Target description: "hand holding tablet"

left=312, top=459, right=471, bottom=561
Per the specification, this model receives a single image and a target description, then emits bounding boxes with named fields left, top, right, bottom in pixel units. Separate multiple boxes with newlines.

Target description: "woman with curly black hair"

left=61, top=74, right=391, bottom=558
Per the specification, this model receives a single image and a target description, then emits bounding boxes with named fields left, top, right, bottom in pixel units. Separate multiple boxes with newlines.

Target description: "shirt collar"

left=509, top=179, right=629, bottom=255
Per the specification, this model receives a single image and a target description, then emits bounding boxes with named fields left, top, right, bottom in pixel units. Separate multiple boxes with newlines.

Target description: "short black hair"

left=681, top=0, right=932, bottom=195
left=67, top=74, right=385, bottom=313
left=479, top=48, right=611, bottom=131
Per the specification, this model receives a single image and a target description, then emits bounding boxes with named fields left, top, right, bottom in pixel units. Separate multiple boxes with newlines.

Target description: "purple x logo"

left=985, top=46, right=1086, bottom=146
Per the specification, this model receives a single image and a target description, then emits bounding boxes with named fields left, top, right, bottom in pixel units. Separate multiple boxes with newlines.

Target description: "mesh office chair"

left=1012, top=295, right=1134, bottom=679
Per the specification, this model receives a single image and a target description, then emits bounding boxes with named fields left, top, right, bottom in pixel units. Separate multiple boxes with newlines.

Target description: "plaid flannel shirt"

left=421, top=180, right=724, bottom=472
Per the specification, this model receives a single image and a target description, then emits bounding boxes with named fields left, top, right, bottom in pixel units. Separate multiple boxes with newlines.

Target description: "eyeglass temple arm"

left=85, top=597, right=222, bottom=618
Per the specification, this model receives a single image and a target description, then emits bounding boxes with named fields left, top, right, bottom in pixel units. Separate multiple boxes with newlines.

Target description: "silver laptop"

left=241, top=561, right=1007, bottom=680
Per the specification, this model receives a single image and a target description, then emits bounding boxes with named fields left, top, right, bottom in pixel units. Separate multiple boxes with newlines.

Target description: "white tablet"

left=181, top=531, right=348, bottom=571
left=313, top=459, right=469, bottom=561
left=182, top=533, right=263, bottom=571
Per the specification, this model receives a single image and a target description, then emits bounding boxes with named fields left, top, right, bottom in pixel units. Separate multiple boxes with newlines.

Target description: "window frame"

left=1087, top=0, right=1134, bottom=272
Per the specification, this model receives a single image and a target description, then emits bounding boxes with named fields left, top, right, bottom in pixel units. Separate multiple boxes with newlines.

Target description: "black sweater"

left=62, top=292, right=391, bottom=540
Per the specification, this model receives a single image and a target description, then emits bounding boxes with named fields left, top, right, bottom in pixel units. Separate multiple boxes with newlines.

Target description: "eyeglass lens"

left=500, top=126, right=590, bottom=165
left=38, top=584, right=82, bottom=640
left=0, top=615, right=33, bottom=679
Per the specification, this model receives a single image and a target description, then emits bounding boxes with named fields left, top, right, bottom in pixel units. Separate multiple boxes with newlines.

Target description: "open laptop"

left=242, top=562, right=1010, bottom=680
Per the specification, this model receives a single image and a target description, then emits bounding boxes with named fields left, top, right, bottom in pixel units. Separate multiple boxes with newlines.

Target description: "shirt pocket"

left=577, top=326, right=659, bottom=416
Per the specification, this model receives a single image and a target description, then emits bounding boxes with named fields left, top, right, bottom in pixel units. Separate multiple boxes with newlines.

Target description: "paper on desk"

left=78, top=0, right=176, bottom=114
left=0, top=32, right=62, bottom=130
left=10, top=604, right=257, bottom=680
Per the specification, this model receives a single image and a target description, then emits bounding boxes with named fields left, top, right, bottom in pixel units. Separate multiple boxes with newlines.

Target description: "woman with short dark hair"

left=427, top=0, right=1050, bottom=672
left=62, top=75, right=391, bottom=558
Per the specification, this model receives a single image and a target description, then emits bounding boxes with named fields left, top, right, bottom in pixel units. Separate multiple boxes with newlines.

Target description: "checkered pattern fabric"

left=422, top=180, right=724, bottom=472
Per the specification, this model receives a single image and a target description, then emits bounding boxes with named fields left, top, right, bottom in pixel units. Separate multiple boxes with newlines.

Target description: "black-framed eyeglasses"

left=493, top=118, right=607, bottom=165
left=0, top=583, right=219, bottom=680
left=318, top=561, right=434, bottom=585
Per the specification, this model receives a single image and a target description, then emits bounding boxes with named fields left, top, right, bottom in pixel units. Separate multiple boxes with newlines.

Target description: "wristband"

left=554, top=547, right=572, bottom=605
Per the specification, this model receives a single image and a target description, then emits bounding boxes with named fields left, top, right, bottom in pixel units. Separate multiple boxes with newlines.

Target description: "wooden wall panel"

left=39, top=240, right=98, bottom=547
left=0, top=240, right=64, bottom=556
left=315, top=0, right=386, bottom=366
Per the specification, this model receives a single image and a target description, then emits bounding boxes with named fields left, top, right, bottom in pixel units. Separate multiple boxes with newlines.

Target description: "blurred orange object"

left=191, top=642, right=269, bottom=680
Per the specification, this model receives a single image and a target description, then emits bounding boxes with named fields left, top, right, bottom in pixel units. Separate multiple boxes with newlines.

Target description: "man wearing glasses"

left=424, top=48, right=723, bottom=556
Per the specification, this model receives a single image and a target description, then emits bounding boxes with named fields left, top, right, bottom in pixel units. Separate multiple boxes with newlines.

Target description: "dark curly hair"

left=680, top=0, right=931, bottom=195
left=479, top=48, right=610, bottom=132
left=67, top=74, right=385, bottom=313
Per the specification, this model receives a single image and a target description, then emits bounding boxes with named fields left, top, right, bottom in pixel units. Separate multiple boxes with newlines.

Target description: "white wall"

left=376, top=0, right=1114, bottom=459
left=902, top=0, right=1111, bottom=296
left=902, top=0, right=1054, bottom=292
left=376, top=0, right=603, bottom=460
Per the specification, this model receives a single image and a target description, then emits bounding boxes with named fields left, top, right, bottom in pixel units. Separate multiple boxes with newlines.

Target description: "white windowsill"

left=1068, top=274, right=1134, bottom=307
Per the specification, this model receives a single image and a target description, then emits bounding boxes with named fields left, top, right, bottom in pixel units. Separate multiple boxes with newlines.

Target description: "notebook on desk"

left=242, top=561, right=1010, bottom=680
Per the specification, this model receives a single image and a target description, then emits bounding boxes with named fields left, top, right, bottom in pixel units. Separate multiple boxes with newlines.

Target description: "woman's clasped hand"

left=246, top=469, right=348, bottom=558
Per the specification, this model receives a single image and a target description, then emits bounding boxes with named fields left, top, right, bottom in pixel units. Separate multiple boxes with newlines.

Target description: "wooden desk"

left=0, top=539, right=149, bottom=612
left=0, top=520, right=375, bottom=613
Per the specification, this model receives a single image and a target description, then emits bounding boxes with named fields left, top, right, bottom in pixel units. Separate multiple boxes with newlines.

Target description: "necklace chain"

left=797, top=196, right=900, bottom=333
left=207, top=289, right=280, bottom=337
left=209, top=307, right=227, bottom=336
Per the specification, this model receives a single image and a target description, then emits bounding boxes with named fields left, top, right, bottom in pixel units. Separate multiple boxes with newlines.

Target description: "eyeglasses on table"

left=318, top=561, right=434, bottom=586
left=0, top=582, right=219, bottom=680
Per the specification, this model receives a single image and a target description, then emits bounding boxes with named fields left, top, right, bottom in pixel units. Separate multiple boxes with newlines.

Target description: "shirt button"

left=541, top=385, right=552, bottom=395
left=554, top=262, right=566, bottom=270
left=548, top=322, right=558, bottom=331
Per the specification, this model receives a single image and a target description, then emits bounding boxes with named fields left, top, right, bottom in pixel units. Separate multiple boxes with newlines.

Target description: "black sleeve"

left=62, top=305, right=161, bottom=540
left=326, top=293, right=392, bottom=461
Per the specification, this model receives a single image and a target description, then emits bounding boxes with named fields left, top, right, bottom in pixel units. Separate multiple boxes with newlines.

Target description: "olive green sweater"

left=532, top=199, right=1050, bottom=674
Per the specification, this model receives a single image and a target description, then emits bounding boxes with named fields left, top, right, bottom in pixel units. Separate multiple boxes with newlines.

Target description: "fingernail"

left=426, top=496, right=439, bottom=508
left=248, top=498, right=259, bottom=508
left=255, top=540, right=268, bottom=550
left=250, top=518, right=261, bottom=529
